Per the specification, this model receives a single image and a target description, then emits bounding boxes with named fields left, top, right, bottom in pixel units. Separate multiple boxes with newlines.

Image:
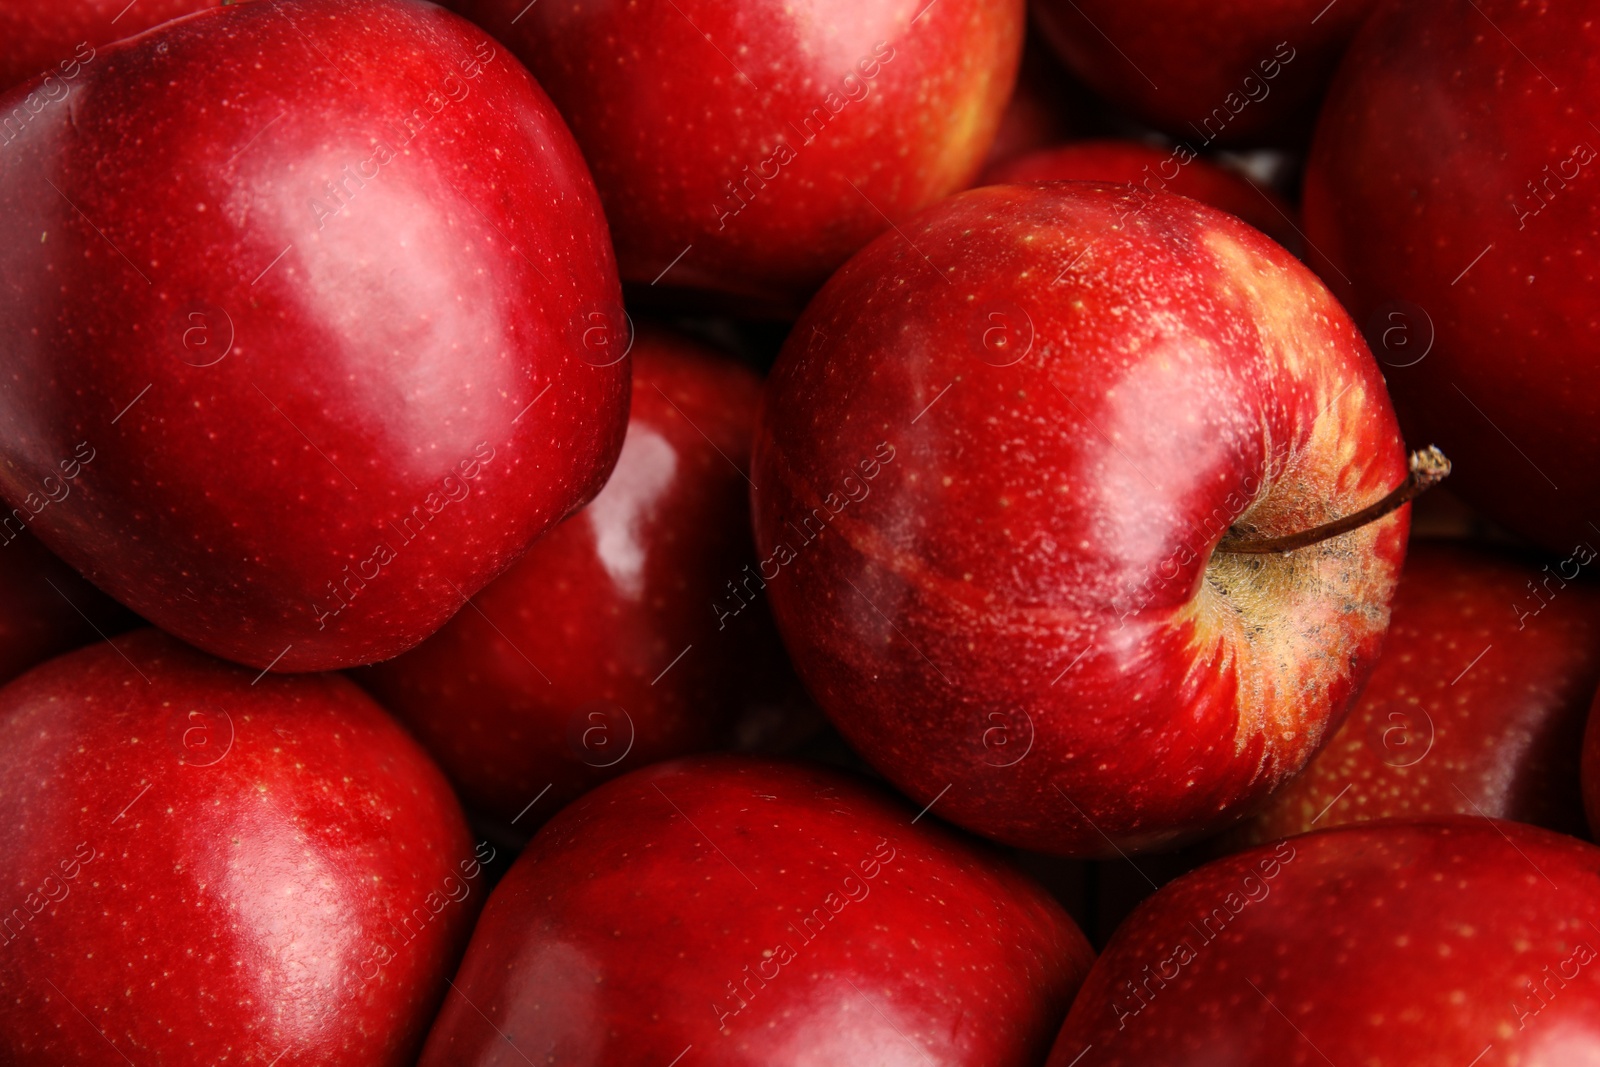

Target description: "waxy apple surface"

left=0, top=0, right=212, bottom=94
left=983, top=139, right=1299, bottom=249
left=0, top=0, right=628, bottom=672
left=0, top=629, right=480, bottom=1067
left=1233, top=541, right=1600, bottom=845
left=1303, top=0, right=1600, bottom=554
left=449, top=0, right=1023, bottom=308
left=0, top=530, right=136, bottom=685
left=357, top=327, right=784, bottom=826
left=419, top=756, right=1094, bottom=1066
left=1031, top=0, right=1374, bottom=144
left=1049, top=819, right=1600, bottom=1065
left=751, top=182, right=1409, bottom=856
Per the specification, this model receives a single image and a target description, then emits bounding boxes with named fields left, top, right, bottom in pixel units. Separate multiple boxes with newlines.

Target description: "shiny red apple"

left=1031, top=0, right=1375, bottom=144
left=0, top=0, right=212, bottom=94
left=1049, top=818, right=1600, bottom=1064
left=447, top=0, right=1023, bottom=309
left=0, top=0, right=628, bottom=672
left=983, top=138, right=1300, bottom=249
left=419, top=755, right=1094, bottom=1066
left=356, top=326, right=785, bottom=827
left=1232, top=540, right=1600, bottom=846
left=751, top=181, right=1411, bottom=856
left=0, top=629, right=481, bottom=1067
left=1303, top=0, right=1600, bottom=554
left=0, top=530, right=135, bottom=685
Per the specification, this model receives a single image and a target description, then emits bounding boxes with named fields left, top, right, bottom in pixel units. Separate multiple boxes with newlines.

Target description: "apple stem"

left=1216, top=446, right=1452, bottom=555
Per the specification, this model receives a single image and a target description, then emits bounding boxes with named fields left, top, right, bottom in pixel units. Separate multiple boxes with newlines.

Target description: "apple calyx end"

left=1217, top=445, right=1450, bottom=556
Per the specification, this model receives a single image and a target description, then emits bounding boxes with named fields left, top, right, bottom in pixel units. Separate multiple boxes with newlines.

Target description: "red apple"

left=447, top=0, right=1023, bottom=309
left=0, top=0, right=629, bottom=672
left=1232, top=540, right=1600, bottom=846
left=419, top=755, right=1094, bottom=1066
left=0, top=0, right=212, bottom=94
left=1303, top=0, right=1600, bottom=555
left=1031, top=0, right=1375, bottom=144
left=982, top=139, right=1300, bottom=249
left=751, top=181, right=1411, bottom=856
left=1048, top=818, right=1600, bottom=1064
left=0, top=628, right=481, bottom=1067
left=0, top=530, right=136, bottom=685
left=355, top=325, right=786, bottom=827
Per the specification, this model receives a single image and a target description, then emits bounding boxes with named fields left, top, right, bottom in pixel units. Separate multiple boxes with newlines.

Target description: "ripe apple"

left=0, top=0, right=213, bottom=94
left=0, top=0, right=629, bottom=672
left=1048, top=818, right=1600, bottom=1064
left=1303, top=0, right=1600, bottom=555
left=751, top=181, right=1416, bottom=856
left=1031, top=0, right=1375, bottom=144
left=982, top=138, right=1300, bottom=249
left=419, top=755, right=1094, bottom=1065
left=355, top=325, right=787, bottom=827
left=447, top=0, right=1023, bottom=309
left=0, top=530, right=136, bottom=685
left=1231, top=540, right=1600, bottom=846
left=0, top=629, right=481, bottom=1067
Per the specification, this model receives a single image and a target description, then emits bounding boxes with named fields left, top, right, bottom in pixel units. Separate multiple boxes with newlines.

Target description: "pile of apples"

left=3, top=0, right=1599, bottom=1063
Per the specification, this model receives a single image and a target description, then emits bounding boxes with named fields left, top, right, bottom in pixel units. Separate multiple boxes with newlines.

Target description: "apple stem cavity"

left=1218, top=446, right=1452, bottom=555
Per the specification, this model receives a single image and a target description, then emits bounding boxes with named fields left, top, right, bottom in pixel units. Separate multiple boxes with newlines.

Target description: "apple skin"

left=1303, top=1, right=1600, bottom=555
left=983, top=139, right=1300, bottom=250
left=1047, top=818, right=1600, bottom=1065
left=750, top=181, right=1408, bottom=857
left=0, top=530, right=137, bottom=685
left=355, top=326, right=786, bottom=827
left=0, top=0, right=629, bottom=672
left=0, top=0, right=214, bottom=94
left=1231, top=540, right=1600, bottom=846
left=418, top=755, right=1094, bottom=1066
left=447, top=0, right=1023, bottom=309
left=1030, top=0, right=1374, bottom=145
left=0, top=628, right=481, bottom=1067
